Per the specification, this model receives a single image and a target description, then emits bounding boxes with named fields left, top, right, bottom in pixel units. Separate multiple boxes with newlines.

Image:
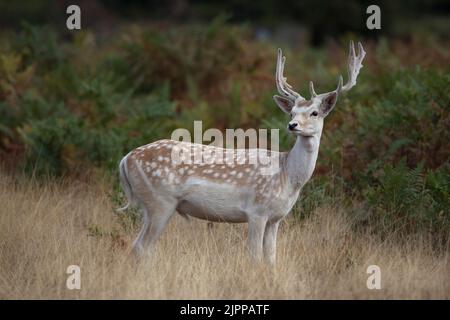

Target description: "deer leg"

left=263, top=220, right=281, bottom=265
left=247, top=216, right=268, bottom=262
left=132, top=206, right=151, bottom=257
left=132, top=198, right=177, bottom=259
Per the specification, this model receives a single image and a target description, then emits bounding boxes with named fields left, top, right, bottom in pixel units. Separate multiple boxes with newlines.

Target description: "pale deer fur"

left=118, top=41, right=366, bottom=264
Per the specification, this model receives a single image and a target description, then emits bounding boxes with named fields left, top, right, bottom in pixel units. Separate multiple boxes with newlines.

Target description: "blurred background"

left=0, top=1, right=448, bottom=237
left=1, top=0, right=449, bottom=43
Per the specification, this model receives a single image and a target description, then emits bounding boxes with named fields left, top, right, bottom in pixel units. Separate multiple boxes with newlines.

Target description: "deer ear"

left=319, top=91, right=338, bottom=116
left=273, top=95, right=294, bottom=114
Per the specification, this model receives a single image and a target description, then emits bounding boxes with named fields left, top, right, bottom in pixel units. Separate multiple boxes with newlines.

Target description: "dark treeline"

left=0, top=1, right=449, bottom=44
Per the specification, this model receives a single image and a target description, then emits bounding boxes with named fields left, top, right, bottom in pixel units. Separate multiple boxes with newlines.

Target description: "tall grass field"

left=0, top=173, right=448, bottom=299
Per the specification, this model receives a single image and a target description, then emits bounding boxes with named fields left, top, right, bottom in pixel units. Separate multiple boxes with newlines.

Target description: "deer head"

left=273, top=41, right=366, bottom=138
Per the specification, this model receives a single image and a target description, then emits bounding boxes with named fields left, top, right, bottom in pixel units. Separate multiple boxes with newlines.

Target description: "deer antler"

left=341, top=40, right=366, bottom=93
left=276, top=48, right=305, bottom=102
left=310, top=41, right=366, bottom=98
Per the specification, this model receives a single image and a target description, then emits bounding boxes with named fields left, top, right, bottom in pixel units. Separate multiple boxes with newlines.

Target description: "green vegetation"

left=0, top=21, right=448, bottom=240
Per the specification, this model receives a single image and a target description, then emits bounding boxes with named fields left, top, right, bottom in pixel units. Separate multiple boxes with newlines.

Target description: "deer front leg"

left=247, top=216, right=268, bottom=262
left=263, top=220, right=280, bottom=265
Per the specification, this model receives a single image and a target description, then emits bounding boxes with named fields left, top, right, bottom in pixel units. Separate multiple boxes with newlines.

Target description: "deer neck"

left=285, top=134, right=321, bottom=190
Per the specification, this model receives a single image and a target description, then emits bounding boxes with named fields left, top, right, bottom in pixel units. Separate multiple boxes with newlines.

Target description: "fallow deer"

left=118, top=41, right=366, bottom=264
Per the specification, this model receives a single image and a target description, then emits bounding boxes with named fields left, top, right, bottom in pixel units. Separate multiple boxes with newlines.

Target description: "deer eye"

left=310, top=111, right=318, bottom=117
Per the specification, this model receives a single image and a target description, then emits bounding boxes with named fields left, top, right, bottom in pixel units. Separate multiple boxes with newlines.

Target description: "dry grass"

left=0, top=172, right=448, bottom=300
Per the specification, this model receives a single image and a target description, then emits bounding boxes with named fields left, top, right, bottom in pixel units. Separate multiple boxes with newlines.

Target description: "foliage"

left=363, top=161, right=449, bottom=233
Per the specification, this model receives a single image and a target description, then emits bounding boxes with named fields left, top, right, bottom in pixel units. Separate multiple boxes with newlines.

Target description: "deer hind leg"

left=132, top=197, right=177, bottom=259
left=132, top=206, right=150, bottom=257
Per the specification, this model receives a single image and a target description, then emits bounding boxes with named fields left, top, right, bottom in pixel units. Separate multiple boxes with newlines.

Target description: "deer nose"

left=288, top=122, right=298, bottom=131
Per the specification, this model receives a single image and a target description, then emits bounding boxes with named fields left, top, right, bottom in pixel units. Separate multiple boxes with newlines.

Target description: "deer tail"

left=117, top=152, right=134, bottom=212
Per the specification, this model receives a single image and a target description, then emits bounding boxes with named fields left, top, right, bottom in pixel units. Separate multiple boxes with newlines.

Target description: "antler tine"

left=336, top=75, right=343, bottom=92
left=309, top=81, right=317, bottom=98
left=276, top=48, right=304, bottom=101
